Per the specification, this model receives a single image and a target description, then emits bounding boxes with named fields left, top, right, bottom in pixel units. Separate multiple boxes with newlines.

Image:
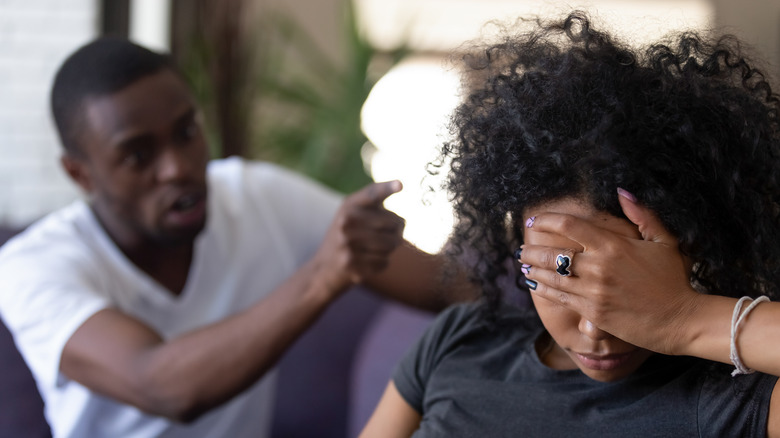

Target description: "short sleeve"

left=392, top=303, right=482, bottom=414
left=230, top=159, right=344, bottom=267
left=697, top=362, right=778, bottom=437
left=0, top=233, right=110, bottom=389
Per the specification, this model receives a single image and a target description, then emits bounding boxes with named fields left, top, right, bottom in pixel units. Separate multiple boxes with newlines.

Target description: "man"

left=0, top=37, right=463, bottom=438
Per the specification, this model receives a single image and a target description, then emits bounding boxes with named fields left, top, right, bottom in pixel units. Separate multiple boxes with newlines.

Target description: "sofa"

left=0, top=227, right=434, bottom=438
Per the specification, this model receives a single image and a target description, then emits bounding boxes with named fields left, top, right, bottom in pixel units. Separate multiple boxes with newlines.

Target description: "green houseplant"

left=177, top=0, right=408, bottom=193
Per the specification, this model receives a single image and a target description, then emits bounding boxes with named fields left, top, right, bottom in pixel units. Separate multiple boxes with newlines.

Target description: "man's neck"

left=126, top=243, right=194, bottom=296
left=91, top=206, right=195, bottom=296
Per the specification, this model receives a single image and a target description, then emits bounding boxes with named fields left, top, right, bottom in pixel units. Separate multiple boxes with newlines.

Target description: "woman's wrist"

left=675, top=294, right=735, bottom=363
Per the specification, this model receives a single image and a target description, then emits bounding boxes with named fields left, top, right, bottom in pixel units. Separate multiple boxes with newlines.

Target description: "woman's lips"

left=574, top=351, right=635, bottom=371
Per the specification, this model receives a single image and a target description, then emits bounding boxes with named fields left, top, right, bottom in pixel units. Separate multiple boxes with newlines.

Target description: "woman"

left=361, top=12, right=780, bottom=437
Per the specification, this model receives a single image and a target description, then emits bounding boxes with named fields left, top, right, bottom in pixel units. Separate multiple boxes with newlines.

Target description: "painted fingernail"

left=617, top=187, right=637, bottom=202
left=521, top=264, right=531, bottom=275
left=514, top=248, right=523, bottom=260
left=525, top=216, right=536, bottom=228
left=525, top=279, right=538, bottom=290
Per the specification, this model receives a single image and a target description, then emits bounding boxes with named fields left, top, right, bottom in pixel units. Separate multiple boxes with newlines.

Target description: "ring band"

left=555, top=253, right=572, bottom=277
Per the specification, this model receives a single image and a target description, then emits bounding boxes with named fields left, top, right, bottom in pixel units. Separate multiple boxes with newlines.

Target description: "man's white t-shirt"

left=0, top=158, right=342, bottom=438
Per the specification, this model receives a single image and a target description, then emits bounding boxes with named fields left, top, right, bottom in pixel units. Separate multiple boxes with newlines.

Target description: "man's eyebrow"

left=174, top=107, right=197, bottom=125
left=116, top=133, right=154, bottom=150
left=111, top=105, right=197, bottom=148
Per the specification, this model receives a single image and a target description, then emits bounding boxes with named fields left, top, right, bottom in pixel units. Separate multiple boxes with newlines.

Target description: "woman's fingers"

left=524, top=211, right=625, bottom=252
left=617, top=188, right=677, bottom=245
left=522, top=263, right=587, bottom=308
left=515, top=201, right=699, bottom=354
left=518, top=245, right=587, bottom=279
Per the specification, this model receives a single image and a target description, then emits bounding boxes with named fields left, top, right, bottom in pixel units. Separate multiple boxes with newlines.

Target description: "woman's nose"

left=578, top=318, right=611, bottom=341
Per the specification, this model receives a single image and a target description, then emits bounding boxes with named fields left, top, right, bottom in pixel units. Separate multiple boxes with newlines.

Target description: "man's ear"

left=61, top=154, right=93, bottom=193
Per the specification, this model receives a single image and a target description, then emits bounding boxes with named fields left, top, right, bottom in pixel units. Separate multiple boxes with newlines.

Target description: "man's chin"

left=155, top=219, right=207, bottom=247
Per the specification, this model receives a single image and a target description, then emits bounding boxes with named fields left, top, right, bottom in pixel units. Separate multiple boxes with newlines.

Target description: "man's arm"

left=62, top=264, right=335, bottom=422
left=365, top=241, right=476, bottom=312
left=61, top=181, right=421, bottom=422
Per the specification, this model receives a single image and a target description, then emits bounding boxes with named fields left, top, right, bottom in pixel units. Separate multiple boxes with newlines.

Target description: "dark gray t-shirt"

left=393, top=302, right=777, bottom=437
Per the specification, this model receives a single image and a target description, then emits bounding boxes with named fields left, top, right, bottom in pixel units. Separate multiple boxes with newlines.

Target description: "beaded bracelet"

left=730, top=295, right=770, bottom=376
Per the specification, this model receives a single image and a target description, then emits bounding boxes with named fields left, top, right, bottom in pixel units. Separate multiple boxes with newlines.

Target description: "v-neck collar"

left=83, top=202, right=208, bottom=308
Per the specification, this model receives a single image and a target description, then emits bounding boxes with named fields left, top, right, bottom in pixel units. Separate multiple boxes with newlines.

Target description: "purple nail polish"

left=525, top=216, right=536, bottom=228
left=521, top=264, right=531, bottom=275
left=617, top=187, right=637, bottom=202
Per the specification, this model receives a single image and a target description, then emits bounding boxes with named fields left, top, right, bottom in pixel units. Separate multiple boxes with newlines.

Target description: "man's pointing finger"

left=351, top=180, right=403, bottom=207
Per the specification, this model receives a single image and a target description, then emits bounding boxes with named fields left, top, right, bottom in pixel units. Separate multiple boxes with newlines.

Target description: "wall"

left=0, top=0, right=97, bottom=227
left=0, top=0, right=779, bottom=227
left=711, top=0, right=780, bottom=77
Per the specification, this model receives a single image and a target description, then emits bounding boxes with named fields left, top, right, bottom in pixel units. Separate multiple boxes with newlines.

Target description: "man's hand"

left=60, top=183, right=408, bottom=421
left=314, top=180, right=406, bottom=297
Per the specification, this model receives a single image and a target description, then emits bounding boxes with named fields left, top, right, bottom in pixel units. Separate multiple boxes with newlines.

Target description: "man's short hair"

left=50, top=37, right=174, bottom=155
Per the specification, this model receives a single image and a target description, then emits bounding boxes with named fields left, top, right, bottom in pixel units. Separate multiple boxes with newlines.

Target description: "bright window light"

left=355, top=0, right=713, bottom=51
left=362, top=58, right=460, bottom=253
left=359, top=1, right=713, bottom=253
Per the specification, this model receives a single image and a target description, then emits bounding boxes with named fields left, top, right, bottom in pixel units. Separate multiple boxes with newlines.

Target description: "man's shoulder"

left=206, top=157, right=341, bottom=217
left=208, top=157, right=340, bottom=194
left=0, top=201, right=98, bottom=266
left=207, top=157, right=296, bottom=184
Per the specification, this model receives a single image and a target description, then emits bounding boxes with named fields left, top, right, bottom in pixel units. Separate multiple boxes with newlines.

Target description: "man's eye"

left=123, top=149, right=151, bottom=167
left=178, top=120, right=198, bottom=143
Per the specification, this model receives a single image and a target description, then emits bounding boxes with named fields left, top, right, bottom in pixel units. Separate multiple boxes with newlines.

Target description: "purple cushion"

left=0, top=320, right=51, bottom=437
left=348, top=302, right=435, bottom=436
left=0, top=227, right=51, bottom=437
left=271, top=286, right=384, bottom=438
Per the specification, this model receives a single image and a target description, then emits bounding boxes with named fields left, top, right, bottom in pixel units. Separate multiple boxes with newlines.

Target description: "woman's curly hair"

left=438, top=11, right=780, bottom=313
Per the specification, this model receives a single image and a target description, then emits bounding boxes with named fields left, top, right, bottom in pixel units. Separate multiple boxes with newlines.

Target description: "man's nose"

left=156, top=147, right=193, bottom=183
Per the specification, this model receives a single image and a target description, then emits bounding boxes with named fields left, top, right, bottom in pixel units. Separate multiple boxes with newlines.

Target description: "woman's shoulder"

left=430, top=300, right=542, bottom=344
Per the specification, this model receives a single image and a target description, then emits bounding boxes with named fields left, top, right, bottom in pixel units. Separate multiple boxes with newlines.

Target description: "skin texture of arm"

left=360, top=381, right=422, bottom=438
left=366, top=240, right=475, bottom=311
left=61, top=180, right=463, bottom=422
left=62, top=266, right=336, bottom=422
left=518, top=190, right=780, bottom=436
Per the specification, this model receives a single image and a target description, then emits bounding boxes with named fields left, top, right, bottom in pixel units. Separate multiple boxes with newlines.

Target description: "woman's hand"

left=518, top=189, right=703, bottom=355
